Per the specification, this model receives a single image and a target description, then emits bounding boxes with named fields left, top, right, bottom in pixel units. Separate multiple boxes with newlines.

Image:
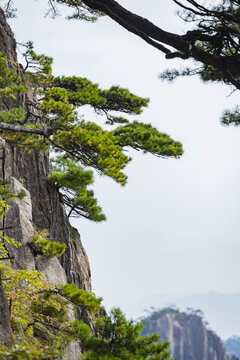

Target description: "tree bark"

left=0, top=122, right=45, bottom=135
left=80, top=0, right=240, bottom=89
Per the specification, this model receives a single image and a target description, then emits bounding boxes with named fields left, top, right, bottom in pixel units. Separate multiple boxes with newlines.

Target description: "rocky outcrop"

left=142, top=309, right=229, bottom=360
left=225, top=336, right=240, bottom=358
left=3, top=140, right=91, bottom=292
left=0, top=8, right=92, bottom=358
left=0, top=8, right=16, bottom=61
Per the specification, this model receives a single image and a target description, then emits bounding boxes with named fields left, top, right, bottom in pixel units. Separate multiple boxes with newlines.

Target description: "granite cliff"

left=0, top=7, right=91, bottom=359
left=142, top=308, right=230, bottom=360
left=225, top=336, right=240, bottom=359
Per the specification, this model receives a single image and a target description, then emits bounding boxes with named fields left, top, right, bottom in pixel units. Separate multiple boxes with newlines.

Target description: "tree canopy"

left=0, top=37, right=183, bottom=221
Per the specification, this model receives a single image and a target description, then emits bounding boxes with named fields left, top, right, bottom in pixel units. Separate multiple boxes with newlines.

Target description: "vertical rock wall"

left=3, top=141, right=91, bottom=292
left=0, top=8, right=92, bottom=358
left=142, top=312, right=230, bottom=360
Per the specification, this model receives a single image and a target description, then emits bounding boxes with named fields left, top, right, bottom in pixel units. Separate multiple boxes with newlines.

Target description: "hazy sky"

left=8, top=0, right=240, bottom=333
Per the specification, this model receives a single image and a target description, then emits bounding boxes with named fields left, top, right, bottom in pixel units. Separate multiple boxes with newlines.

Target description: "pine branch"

left=79, top=0, right=240, bottom=89
left=0, top=122, right=46, bottom=135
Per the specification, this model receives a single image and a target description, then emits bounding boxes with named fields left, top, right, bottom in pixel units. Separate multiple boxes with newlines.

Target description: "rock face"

left=225, top=336, right=240, bottom=358
left=0, top=8, right=92, bottom=359
left=142, top=310, right=230, bottom=360
left=3, top=141, right=91, bottom=292
left=0, top=8, right=16, bottom=61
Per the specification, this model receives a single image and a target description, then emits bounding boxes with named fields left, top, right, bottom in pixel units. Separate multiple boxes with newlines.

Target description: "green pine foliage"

left=17, top=189, right=27, bottom=199
left=0, top=343, right=54, bottom=360
left=157, top=1, right=240, bottom=130
left=72, top=319, right=92, bottom=342
left=48, top=156, right=106, bottom=221
left=53, top=0, right=104, bottom=21
left=158, top=2, right=240, bottom=86
left=51, top=121, right=130, bottom=185
left=31, top=299, right=68, bottom=323
left=80, top=308, right=173, bottom=360
left=0, top=107, right=26, bottom=123
left=221, top=106, right=240, bottom=126
left=0, top=177, right=14, bottom=202
left=33, top=232, right=67, bottom=258
left=61, top=283, right=102, bottom=314
left=113, top=121, right=183, bottom=158
left=0, top=45, right=183, bottom=221
left=51, top=76, right=149, bottom=113
left=0, top=53, right=28, bottom=102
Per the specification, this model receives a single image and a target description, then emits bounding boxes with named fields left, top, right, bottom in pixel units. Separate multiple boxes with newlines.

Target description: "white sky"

left=8, top=0, right=240, bottom=336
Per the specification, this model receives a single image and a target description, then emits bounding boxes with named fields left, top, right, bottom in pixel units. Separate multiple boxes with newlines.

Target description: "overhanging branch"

left=0, top=122, right=46, bottom=135
left=78, top=0, right=240, bottom=89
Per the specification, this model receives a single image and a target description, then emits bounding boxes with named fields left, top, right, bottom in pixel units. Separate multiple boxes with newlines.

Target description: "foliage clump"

left=156, top=1, right=240, bottom=129
left=80, top=308, right=173, bottom=360
left=16, top=189, right=27, bottom=200
left=61, top=283, right=102, bottom=314
left=48, top=156, right=106, bottom=221
left=33, top=232, right=67, bottom=258
left=0, top=177, right=20, bottom=257
left=0, top=342, right=53, bottom=360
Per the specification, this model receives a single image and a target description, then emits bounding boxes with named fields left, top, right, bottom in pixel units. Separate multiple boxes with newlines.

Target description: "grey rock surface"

left=64, top=341, right=83, bottom=360
left=4, top=142, right=91, bottom=291
left=0, top=7, right=16, bottom=60
left=224, top=336, right=240, bottom=358
left=0, top=8, right=92, bottom=358
left=142, top=311, right=229, bottom=360
left=5, top=176, right=36, bottom=270
left=36, top=256, right=68, bottom=285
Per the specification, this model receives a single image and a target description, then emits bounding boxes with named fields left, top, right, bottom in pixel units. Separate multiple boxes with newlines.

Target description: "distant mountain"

left=225, top=336, right=240, bottom=358
left=123, top=291, right=240, bottom=339
left=142, top=308, right=229, bottom=360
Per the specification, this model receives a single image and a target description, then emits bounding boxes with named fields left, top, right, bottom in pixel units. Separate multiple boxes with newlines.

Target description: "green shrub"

left=33, top=232, right=66, bottom=258
left=17, top=189, right=27, bottom=200
left=61, top=283, right=102, bottom=314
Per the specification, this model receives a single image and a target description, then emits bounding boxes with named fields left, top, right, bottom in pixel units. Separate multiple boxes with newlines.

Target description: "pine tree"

left=81, top=308, right=173, bottom=360
left=0, top=41, right=183, bottom=221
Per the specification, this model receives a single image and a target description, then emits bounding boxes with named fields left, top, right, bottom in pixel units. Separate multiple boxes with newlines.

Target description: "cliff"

left=225, top=336, right=240, bottom=358
left=0, top=8, right=91, bottom=359
left=142, top=309, right=230, bottom=360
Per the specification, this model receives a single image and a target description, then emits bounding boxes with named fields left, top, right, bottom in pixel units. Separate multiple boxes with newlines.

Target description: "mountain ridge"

left=123, top=291, right=240, bottom=339
left=141, top=308, right=230, bottom=360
